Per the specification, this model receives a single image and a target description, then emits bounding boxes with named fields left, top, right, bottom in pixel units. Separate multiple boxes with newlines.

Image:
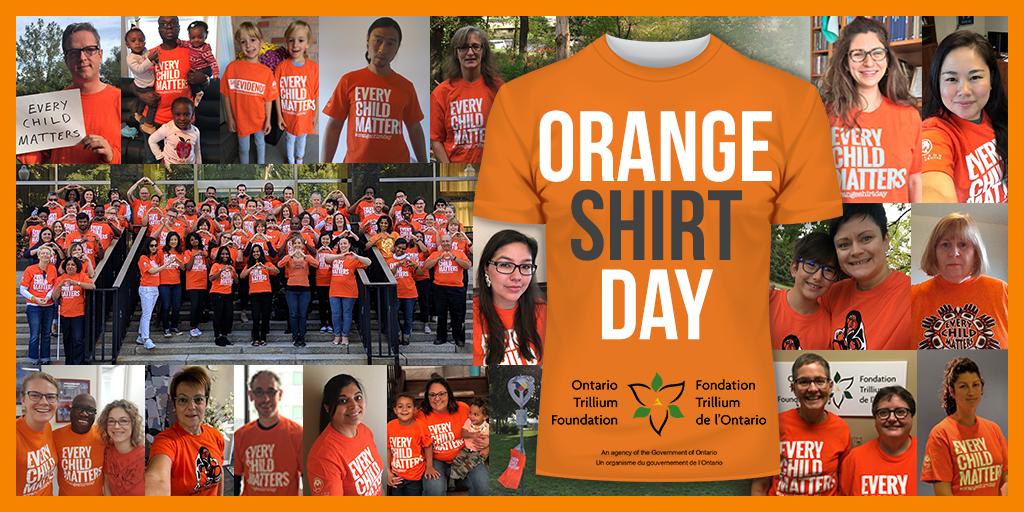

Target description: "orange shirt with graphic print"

left=430, top=77, right=503, bottom=163
left=246, top=262, right=277, bottom=294
left=838, top=437, right=917, bottom=496
left=921, top=114, right=1007, bottom=203
left=770, top=409, right=851, bottom=496
left=829, top=98, right=920, bottom=203
left=232, top=416, right=304, bottom=496
left=472, top=297, right=546, bottom=366
left=388, top=256, right=418, bottom=299
left=427, top=249, right=467, bottom=288
left=275, top=59, right=319, bottom=136
left=768, top=288, right=832, bottom=350
left=152, top=46, right=191, bottom=125
left=474, top=35, right=841, bottom=481
left=16, top=417, right=56, bottom=496
left=52, top=425, right=105, bottom=495
left=329, top=255, right=368, bottom=298
left=386, top=418, right=432, bottom=481
left=823, top=271, right=912, bottom=350
left=912, top=275, right=1008, bottom=350
left=138, top=254, right=162, bottom=287
left=415, top=401, right=469, bottom=463
left=323, top=68, right=423, bottom=163
left=184, top=250, right=210, bottom=291
left=222, top=60, right=280, bottom=138
left=54, top=272, right=92, bottom=318
left=208, top=263, right=235, bottom=295
left=306, top=423, right=383, bottom=496
left=149, top=422, right=225, bottom=496
left=921, top=416, right=1007, bottom=495
left=22, top=264, right=57, bottom=306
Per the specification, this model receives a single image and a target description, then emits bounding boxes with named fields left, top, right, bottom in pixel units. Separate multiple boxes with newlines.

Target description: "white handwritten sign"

left=16, top=90, right=86, bottom=154
left=775, top=361, right=908, bottom=417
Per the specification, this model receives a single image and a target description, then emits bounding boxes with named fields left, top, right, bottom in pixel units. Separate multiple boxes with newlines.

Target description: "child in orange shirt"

left=449, top=398, right=489, bottom=480
left=386, top=393, right=434, bottom=495
left=275, top=20, right=319, bottom=164
left=769, top=232, right=838, bottom=350
left=222, top=22, right=278, bottom=164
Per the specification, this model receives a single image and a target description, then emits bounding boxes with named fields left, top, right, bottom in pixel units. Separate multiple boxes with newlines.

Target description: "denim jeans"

left=238, top=131, right=266, bottom=164
left=158, top=283, right=182, bottom=331
left=389, top=478, right=423, bottom=496
left=26, top=304, right=54, bottom=361
left=421, top=458, right=489, bottom=496
left=330, top=297, right=357, bottom=337
left=138, top=285, right=159, bottom=341
left=60, top=315, right=87, bottom=364
left=283, top=131, right=307, bottom=164
left=285, top=289, right=311, bottom=339
left=398, top=298, right=416, bottom=336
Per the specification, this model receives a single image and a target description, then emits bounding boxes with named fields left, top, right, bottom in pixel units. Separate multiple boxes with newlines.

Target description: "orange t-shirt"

left=149, top=422, right=225, bottom=496
left=103, top=444, right=144, bottom=496
left=38, top=84, right=122, bottom=164
left=315, top=248, right=335, bottom=287
left=430, top=77, right=502, bottom=163
left=184, top=250, right=210, bottom=291
left=823, top=271, right=912, bottom=350
left=246, top=262, right=276, bottom=294
left=768, top=288, right=832, bottom=350
left=770, top=409, right=850, bottom=496
left=88, top=221, right=115, bottom=250
left=159, top=249, right=184, bottom=285
left=912, top=275, right=1008, bottom=350
left=921, top=416, right=1007, bottom=495
left=16, top=417, right=56, bottom=496
left=829, top=98, right=920, bottom=203
left=389, top=256, right=418, bottom=299
left=221, top=60, right=279, bottom=137
left=131, top=199, right=156, bottom=227
left=279, top=253, right=318, bottom=287
left=415, top=401, right=469, bottom=463
left=138, top=254, right=162, bottom=287
left=386, top=419, right=432, bottom=481
left=232, top=417, right=304, bottom=496
left=52, top=425, right=105, bottom=496
left=472, top=297, right=547, bottom=366
left=323, top=67, right=424, bottom=163
left=208, top=263, right=235, bottom=295
left=21, top=264, right=57, bottom=306
left=306, top=423, right=384, bottom=496
left=275, top=59, right=319, bottom=136
left=474, top=35, right=842, bottom=481
left=329, top=255, right=368, bottom=298
left=152, top=46, right=192, bottom=125
left=921, top=114, right=1007, bottom=203
left=427, top=249, right=467, bottom=288
left=838, top=437, right=917, bottom=496
left=54, top=272, right=92, bottom=318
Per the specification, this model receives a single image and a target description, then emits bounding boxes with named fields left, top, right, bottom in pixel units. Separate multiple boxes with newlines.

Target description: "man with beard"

left=232, top=370, right=303, bottom=495
left=52, top=394, right=105, bottom=495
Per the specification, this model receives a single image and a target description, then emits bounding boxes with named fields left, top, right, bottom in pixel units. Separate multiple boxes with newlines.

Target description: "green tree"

left=16, top=18, right=69, bottom=96
left=886, top=203, right=912, bottom=275
left=101, top=45, right=121, bottom=86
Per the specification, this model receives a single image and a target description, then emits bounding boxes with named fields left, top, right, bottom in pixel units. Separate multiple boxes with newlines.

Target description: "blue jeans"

left=422, top=458, right=489, bottom=496
left=398, top=298, right=416, bottom=336
left=158, top=284, right=182, bottom=331
left=283, top=131, right=307, bottom=164
left=60, top=316, right=86, bottom=364
left=138, top=286, right=159, bottom=341
left=26, top=304, right=54, bottom=361
left=330, top=297, right=357, bottom=336
left=285, top=289, right=311, bottom=340
left=238, top=131, right=266, bottom=164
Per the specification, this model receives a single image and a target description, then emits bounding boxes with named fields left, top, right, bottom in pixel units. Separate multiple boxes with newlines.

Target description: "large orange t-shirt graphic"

left=474, top=35, right=841, bottom=481
left=921, top=416, right=1007, bottom=495
left=323, top=67, right=423, bottom=163
left=232, top=417, right=304, bottom=496
left=829, top=98, right=921, bottom=203
left=152, top=46, right=191, bottom=125
left=52, top=425, right=105, bottom=495
left=275, top=59, right=319, bottom=136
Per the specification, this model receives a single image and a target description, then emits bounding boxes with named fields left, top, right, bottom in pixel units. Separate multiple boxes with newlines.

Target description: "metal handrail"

left=356, top=247, right=400, bottom=366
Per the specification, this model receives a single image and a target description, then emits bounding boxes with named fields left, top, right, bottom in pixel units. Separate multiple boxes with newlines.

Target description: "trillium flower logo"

left=830, top=371, right=855, bottom=408
left=628, top=373, right=685, bottom=435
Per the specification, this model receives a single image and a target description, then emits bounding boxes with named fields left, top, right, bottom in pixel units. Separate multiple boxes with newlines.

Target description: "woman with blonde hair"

left=99, top=399, right=145, bottom=495
left=913, top=212, right=1007, bottom=349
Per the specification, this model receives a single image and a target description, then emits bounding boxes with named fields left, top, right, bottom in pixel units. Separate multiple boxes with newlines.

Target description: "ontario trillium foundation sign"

left=16, top=90, right=86, bottom=154
left=774, top=361, right=908, bottom=417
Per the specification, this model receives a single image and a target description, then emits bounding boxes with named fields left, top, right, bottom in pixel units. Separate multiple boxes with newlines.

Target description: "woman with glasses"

left=769, top=232, right=839, bottom=350
left=54, top=256, right=96, bottom=364
left=473, top=230, right=545, bottom=365
left=922, top=357, right=1007, bottom=495
left=146, top=366, right=225, bottom=496
left=17, top=372, right=59, bottom=496
left=430, top=26, right=503, bottom=164
left=920, top=31, right=1008, bottom=203
left=99, top=399, right=145, bottom=495
left=307, top=374, right=384, bottom=496
left=418, top=376, right=486, bottom=495
left=752, top=353, right=851, bottom=495
left=137, top=238, right=168, bottom=350
left=913, top=212, right=1007, bottom=349
left=838, top=386, right=917, bottom=495
left=818, top=16, right=921, bottom=202
left=423, top=234, right=472, bottom=347
left=21, top=245, right=58, bottom=365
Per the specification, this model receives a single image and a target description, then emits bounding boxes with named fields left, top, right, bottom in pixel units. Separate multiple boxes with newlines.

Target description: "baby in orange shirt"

left=449, top=397, right=489, bottom=480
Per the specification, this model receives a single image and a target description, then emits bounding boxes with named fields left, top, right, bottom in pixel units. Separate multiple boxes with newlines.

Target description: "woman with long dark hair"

left=920, top=31, right=1008, bottom=203
left=314, top=233, right=336, bottom=334
left=183, top=232, right=210, bottom=337
left=208, top=246, right=237, bottom=347
left=306, top=374, right=384, bottom=496
left=819, top=17, right=921, bottom=202
left=54, top=256, right=95, bottom=364
left=473, top=230, right=545, bottom=366
left=158, top=231, right=186, bottom=337
left=239, top=244, right=279, bottom=346
left=430, top=25, right=503, bottom=163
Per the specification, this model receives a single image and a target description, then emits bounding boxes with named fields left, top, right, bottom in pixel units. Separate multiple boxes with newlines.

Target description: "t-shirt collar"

left=593, top=33, right=722, bottom=81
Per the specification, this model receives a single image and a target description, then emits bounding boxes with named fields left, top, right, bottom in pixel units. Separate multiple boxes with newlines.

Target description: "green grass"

left=488, top=431, right=753, bottom=496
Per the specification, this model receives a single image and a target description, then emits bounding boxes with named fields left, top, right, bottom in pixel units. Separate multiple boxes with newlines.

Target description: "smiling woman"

left=306, top=374, right=384, bottom=496
left=98, top=399, right=145, bottom=496
left=16, top=372, right=59, bottom=496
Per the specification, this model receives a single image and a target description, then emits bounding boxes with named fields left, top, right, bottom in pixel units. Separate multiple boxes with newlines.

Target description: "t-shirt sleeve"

left=322, top=75, right=349, bottom=121
left=403, top=80, right=424, bottom=124
left=419, top=421, right=433, bottom=447
left=232, top=429, right=244, bottom=477
left=475, top=85, right=546, bottom=224
left=307, top=448, right=347, bottom=496
left=429, top=85, right=447, bottom=142
left=837, top=450, right=855, bottom=496
left=921, top=426, right=954, bottom=482
left=149, top=431, right=177, bottom=461
left=921, top=124, right=955, bottom=177
left=770, top=84, right=843, bottom=225
left=907, top=109, right=923, bottom=175
left=265, top=69, right=279, bottom=101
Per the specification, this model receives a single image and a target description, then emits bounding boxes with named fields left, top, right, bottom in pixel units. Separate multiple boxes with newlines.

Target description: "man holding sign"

left=17, top=22, right=120, bottom=164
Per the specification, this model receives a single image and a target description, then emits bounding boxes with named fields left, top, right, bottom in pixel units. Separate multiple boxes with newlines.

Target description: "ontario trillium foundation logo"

left=830, top=371, right=855, bottom=409
left=628, top=373, right=684, bottom=436
left=919, top=303, right=1000, bottom=349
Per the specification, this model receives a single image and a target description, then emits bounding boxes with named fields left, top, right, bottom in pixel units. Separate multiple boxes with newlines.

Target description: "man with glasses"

left=17, top=372, right=59, bottom=496
left=839, top=386, right=917, bottom=495
left=52, top=393, right=105, bottom=495
left=232, top=370, right=303, bottom=495
left=18, top=22, right=121, bottom=165
left=769, top=232, right=840, bottom=350
left=423, top=234, right=472, bottom=347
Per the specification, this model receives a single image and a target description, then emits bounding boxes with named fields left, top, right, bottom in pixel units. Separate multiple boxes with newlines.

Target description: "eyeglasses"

left=489, top=261, right=537, bottom=276
left=173, top=395, right=208, bottom=407
left=64, top=45, right=102, bottom=60
left=793, top=377, right=830, bottom=388
left=796, top=258, right=839, bottom=282
left=72, top=406, right=97, bottom=415
left=873, top=407, right=912, bottom=420
left=25, top=391, right=59, bottom=403
left=457, top=43, right=484, bottom=52
left=428, top=391, right=448, bottom=399
left=106, top=418, right=132, bottom=428
left=848, top=48, right=887, bottom=63
left=250, top=388, right=280, bottom=398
